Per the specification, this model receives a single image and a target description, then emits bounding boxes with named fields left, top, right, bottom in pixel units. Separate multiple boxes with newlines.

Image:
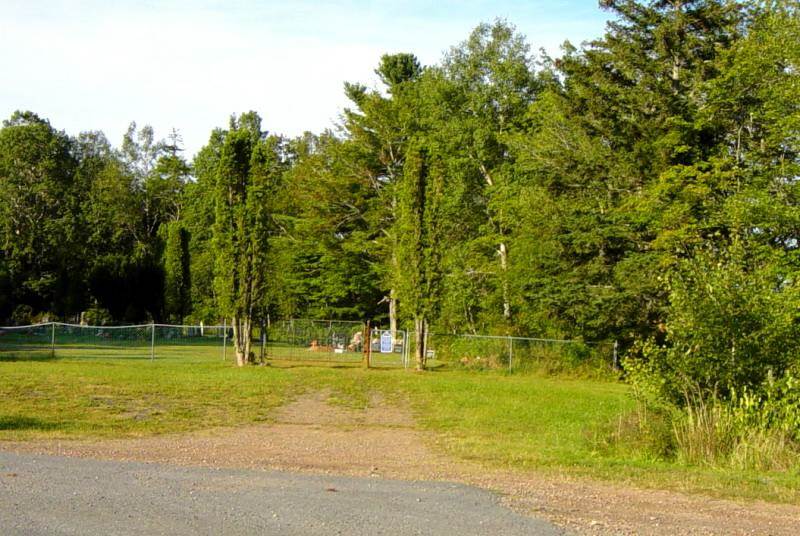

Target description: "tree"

left=121, top=122, right=188, bottom=253
left=636, top=239, right=800, bottom=402
left=0, top=111, right=83, bottom=318
left=632, top=0, right=800, bottom=401
left=341, top=53, right=424, bottom=329
left=270, top=132, right=386, bottom=320
left=375, top=53, right=422, bottom=87
left=163, top=221, right=191, bottom=323
left=396, top=143, right=447, bottom=370
left=430, top=21, right=540, bottom=331
left=212, top=112, right=283, bottom=366
left=183, top=129, right=225, bottom=322
left=80, top=124, right=186, bottom=322
left=509, top=0, right=742, bottom=342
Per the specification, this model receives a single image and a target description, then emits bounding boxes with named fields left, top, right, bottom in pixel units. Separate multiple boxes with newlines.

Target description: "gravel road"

left=0, top=451, right=563, bottom=535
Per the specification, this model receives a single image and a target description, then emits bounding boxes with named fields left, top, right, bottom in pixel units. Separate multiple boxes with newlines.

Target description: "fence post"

left=363, top=321, right=371, bottom=369
left=508, top=336, right=513, bottom=372
left=613, top=340, right=619, bottom=370
left=404, top=330, right=409, bottom=370
left=50, top=322, right=56, bottom=358
left=222, top=318, right=227, bottom=361
left=260, top=320, right=266, bottom=363
left=150, top=323, right=155, bottom=360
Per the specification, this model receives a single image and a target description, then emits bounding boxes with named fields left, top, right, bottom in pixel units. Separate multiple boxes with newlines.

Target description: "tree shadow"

left=0, top=415, right=60, bottom=431
left=266, top=361, right=360, bottom=370
left=0, top=350, right=156, bottom=362
left=0, top=351, right=59, bottom=362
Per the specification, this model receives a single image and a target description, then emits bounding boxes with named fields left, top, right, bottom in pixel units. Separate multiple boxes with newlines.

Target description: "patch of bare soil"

left=2, top=391, right=799, bottom=535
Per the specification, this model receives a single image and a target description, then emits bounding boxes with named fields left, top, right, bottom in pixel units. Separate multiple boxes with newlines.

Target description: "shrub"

left=10, top=304, right=34, bottom=325
left=83, top=305, right=113, bottom=326
left=631, top=240, right=800, bottom=403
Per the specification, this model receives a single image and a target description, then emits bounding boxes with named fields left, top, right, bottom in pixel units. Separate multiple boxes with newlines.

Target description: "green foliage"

left=211, top=113, right=282, bottom=319
left=730, top=371, right=800, bottom=444
left=376, top=53, right=422, bottom=87
left=182, top=130, right=223, bottom=323
left=83, top=304, right=113, bottom=326
left=162, top=222, right=191, bottom=323
left=10, top=304, right=35, bottom=326
left=396, top=144, right=447, bottom=321
left=0, top=111, right=82, bottom=316
left=208, top=112, right=284, bottom=364
left=633, top=240, right=800, bottom=402
left=670, top=382, right=800, bottom=471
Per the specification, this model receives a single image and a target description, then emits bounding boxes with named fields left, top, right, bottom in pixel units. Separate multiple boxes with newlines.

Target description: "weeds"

left=612, top=374, right=800, bottom=472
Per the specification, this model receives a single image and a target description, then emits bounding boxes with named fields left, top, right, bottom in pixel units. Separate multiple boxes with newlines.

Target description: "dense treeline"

left=1, top=1, right=798, bottom=381
left=0, top=115, right=188, bottom=324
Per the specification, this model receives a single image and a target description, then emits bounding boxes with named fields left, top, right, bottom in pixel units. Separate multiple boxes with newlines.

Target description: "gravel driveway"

left=0, top=451, right=563, bottom=535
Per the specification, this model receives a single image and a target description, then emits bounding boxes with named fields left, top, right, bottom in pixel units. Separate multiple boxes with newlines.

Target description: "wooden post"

left=363, top=321, right=371, bottom=369
left=222, top=318, right=227, bottom=361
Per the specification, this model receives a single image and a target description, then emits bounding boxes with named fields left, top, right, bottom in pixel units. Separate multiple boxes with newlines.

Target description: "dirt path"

left=3, top=391, right=799, bottom=535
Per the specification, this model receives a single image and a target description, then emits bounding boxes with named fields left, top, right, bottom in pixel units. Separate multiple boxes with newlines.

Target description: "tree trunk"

left=479, top=161, right=511, bottom=322
left=414, top=316, right=427, bottom=371
left=499, top=242, right=511, bottom=320
left=232, top=314, right=252, bottom=367
left=389, top=290, right=397, bottom=336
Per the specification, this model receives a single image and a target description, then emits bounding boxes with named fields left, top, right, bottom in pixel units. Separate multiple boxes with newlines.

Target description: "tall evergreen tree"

left=163, top=221, right=191, bottom=323
left=211, top=112, right=283, bottom=366
left=510, top=0, right=742, bottom=342
left=396, top=143, right=448, bottom=370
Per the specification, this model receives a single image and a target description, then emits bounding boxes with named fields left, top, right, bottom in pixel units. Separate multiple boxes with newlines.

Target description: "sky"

left=1, top=0, right=610, bottom=158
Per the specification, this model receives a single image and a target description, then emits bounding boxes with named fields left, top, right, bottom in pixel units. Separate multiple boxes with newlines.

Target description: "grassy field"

left=1, top=347, right=798, bottom=504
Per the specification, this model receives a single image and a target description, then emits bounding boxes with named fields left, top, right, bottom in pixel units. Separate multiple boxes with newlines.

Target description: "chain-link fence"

left=0, top=322, right=228, bottom=361
left=423, top=332, right=615, bottom=372
left=0, top=321, right=612, bottom=371
left=263, top=320, right=409, bottom=368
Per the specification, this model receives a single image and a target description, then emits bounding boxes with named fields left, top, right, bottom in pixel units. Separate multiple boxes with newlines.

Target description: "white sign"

left=380, top=331, right=393, bottom=353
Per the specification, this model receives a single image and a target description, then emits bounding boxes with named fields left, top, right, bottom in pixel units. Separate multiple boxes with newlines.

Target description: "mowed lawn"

left=1, top=348, right=798, bottom=504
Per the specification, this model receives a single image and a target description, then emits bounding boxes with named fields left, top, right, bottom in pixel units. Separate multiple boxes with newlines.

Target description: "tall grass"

left=612, top=383, right=800, bottom=472
left=672, top=389, right=800, bottom=471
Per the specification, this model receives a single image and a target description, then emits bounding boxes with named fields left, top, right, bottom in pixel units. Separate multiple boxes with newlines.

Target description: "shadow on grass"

left=0, top=351, right=59, bottom=362
left=0, top=350, right=158, bottom=362
left=266, top=361, right=362, bottom=370
left=0, top=415, right=60, bottom=431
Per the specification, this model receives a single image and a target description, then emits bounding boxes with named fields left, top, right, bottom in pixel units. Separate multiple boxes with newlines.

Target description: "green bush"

left=630, top=240, right=800, bottom=403
left=623, top=239, right=800, bottom=469
left=83, top=304, right=113, bottom=326
left=10, top=304, right=34, bottom=326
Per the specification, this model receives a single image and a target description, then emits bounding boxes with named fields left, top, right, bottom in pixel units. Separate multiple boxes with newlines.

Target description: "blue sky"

left=1, top=1, right=610, bottom=157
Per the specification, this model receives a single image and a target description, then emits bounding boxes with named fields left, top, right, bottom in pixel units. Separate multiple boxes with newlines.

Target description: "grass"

left=1, top=344, right=798, bottom=504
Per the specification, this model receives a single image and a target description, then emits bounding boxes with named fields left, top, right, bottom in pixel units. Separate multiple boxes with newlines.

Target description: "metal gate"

left=261, top=319, right=409, bottom=368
